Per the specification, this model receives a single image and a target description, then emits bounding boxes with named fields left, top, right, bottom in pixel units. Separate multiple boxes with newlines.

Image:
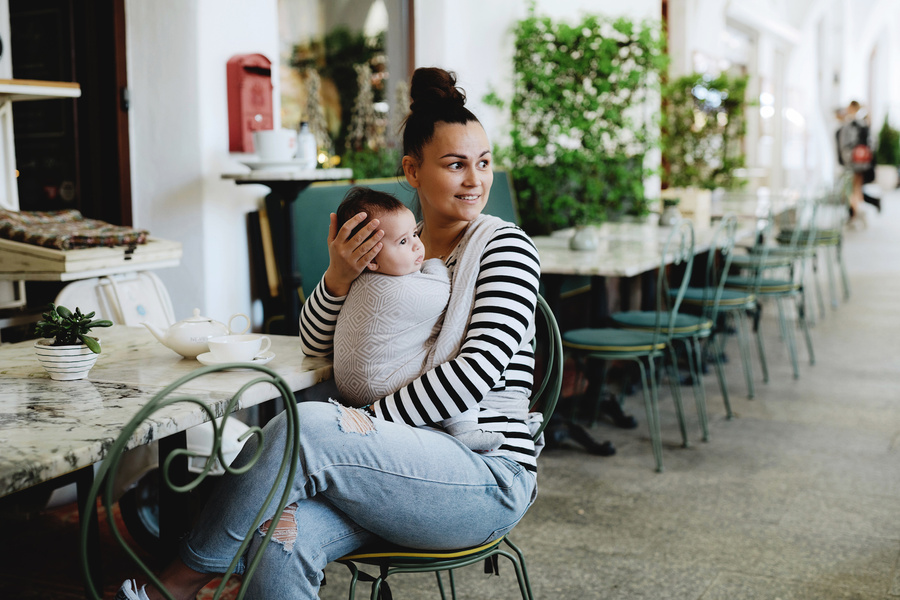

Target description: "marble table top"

left=533, top=220, right=756, bottom=277
left=0, top=325, right=332, bottom=498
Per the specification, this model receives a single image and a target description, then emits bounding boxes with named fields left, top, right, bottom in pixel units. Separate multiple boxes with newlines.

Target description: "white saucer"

left=196, top=351, right=275, bottom=369
left=240, top=159, right=318, bottom=171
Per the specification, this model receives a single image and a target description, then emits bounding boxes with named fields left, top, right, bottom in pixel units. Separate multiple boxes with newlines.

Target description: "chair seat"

left=678, top=286, right=755, bottom=308
left=563, top=327, right=666, bottom=353
left=729, top=253, right=794, bottom=269
left=725, top=276, right=800, bottom=294
left=341, top=537, right=505, bottom=565
left=610, top=311, right=712, bottom=336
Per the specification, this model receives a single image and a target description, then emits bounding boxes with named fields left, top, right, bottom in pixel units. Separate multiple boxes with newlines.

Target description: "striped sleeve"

left=371, top=226, right=540, bottom=426
left=298, top=279, right=344, bottom=356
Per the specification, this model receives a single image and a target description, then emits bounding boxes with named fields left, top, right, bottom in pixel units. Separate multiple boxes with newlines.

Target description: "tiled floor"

left=319, top=192, right=900, bottom=599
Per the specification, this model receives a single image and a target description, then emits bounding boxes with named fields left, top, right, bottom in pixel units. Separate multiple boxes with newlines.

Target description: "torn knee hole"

left=333, top=401, right=376, bottom=435
left=259, top=502, right=298, bottom=551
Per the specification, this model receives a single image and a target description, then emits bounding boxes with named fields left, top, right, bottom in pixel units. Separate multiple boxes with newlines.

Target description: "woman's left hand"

left=322, top=212, right=384, bottom=296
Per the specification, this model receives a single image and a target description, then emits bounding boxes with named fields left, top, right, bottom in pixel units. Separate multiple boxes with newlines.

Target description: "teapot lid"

left=183, top=308, right=213, bottom=323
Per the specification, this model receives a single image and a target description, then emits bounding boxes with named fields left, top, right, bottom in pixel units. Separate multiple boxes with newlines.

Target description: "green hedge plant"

left=660, top=72, right=749, bottom=191
left=487, top=5, right=667, bottom=235
left=875, top=115, right=900, bottom=166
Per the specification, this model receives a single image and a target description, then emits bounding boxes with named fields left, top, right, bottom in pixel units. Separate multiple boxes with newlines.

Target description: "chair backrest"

left=656, top=219, right=695, bottom=345
left=529, top=294, right=563, bottom=440
left=55, top=271, right=175, bottom=329
left=290, top=171, right=521, bottom=300
left=701, top=215, right=739, bottom=322
left=80, top=364, right=301, bottom=600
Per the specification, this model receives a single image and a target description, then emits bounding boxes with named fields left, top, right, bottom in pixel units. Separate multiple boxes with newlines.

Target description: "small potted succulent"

left=34, top=303, right=113, bottom=380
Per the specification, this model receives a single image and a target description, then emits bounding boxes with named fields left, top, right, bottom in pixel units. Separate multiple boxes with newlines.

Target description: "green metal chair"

left=338, top=294, right=563, bottom=600
left=675, top=216, right=749, bottom=416
left=563, top=220, right=696, bottom=472
left=609, top=219, right=712, bottom=443
left=80, top=364, right=301, bottom=600
left=726, top=199, right=817, bottom=379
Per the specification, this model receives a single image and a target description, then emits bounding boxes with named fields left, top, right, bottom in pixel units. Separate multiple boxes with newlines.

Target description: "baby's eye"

left=399, top=237, right=407, bottom=245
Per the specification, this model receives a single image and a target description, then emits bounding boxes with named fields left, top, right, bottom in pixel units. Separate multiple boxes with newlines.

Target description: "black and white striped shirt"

left=299, top=224, right=541, bottom=472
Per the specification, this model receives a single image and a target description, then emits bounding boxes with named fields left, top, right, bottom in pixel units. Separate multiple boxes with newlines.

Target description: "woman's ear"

left=402, top=155, right=420, bottom=188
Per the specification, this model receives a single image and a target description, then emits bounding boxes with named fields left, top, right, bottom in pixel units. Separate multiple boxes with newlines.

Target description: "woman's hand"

left=322, top=212, right=384, bottom=297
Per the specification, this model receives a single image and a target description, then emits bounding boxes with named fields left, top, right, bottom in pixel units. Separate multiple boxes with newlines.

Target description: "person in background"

left=836, top=100, right=872, bottom=228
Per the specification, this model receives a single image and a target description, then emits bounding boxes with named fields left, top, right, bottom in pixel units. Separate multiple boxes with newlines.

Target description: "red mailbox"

left=227, top=53, right=274, bottom=153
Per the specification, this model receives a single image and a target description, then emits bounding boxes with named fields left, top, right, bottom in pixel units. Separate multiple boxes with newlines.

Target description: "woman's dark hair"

left=402, top=67, right=480, bottom=162
left=336, top=186, right=406, bottom=238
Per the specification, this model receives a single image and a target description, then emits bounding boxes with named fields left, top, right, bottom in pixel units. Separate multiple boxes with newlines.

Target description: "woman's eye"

left=479, top=159, right=490, bottom=168
left=448, top=162, right=462, bottom=170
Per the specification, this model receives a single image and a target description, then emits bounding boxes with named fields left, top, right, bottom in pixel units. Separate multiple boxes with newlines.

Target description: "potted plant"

left=874, top=115, right=900, bottom=190
left=660, top=71, right=749, bottom=227
left=33, top=303, right=113, bottom=380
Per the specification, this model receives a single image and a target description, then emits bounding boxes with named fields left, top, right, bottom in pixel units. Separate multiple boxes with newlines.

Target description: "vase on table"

left=569, top=225, right=597, bottom=251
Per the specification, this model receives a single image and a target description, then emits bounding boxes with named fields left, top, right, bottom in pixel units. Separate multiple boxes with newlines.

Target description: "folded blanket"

left=0, top=209, right=149, bottom=250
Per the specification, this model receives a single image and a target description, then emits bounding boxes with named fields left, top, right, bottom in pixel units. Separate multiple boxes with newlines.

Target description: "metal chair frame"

left=80, top=364, right=301, bottom=600
left=562, top=220, right=696, bottom=472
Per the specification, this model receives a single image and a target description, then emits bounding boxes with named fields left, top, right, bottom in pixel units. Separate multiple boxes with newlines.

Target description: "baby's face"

left=368, top=208, right=424, bottom=276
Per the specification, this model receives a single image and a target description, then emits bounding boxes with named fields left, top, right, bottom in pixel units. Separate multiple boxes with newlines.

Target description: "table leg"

left=158, top=431, right=190, bottom=557
left=76, top=465, right=102, bottom=598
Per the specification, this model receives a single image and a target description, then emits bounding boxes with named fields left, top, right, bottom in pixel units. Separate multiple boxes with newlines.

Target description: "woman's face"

left=403, top=121, right=493, bottom=226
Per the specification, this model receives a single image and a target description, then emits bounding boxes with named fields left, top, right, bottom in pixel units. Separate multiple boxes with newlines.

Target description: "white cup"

left=208, top=334, right=271, bottom=362
left=253, top=129, right=297, bottom=161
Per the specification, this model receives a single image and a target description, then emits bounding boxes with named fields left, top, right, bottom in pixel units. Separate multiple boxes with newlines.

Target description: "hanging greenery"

left=486, top=4, right=667, bottom=235
left=660, top=71, right=749, bottom=190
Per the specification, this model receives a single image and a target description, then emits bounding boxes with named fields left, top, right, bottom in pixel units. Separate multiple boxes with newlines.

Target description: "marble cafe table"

left=0, top=325, right=332, bottom=572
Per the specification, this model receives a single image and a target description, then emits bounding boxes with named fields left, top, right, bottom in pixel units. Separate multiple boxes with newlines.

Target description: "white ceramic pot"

left=34, top=338, right=101, bottom=381
left=569, top=225, right=598, bottom=251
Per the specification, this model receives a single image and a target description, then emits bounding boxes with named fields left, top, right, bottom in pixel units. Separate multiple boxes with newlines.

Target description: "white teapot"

left=143, top=309, right=250, bottom=358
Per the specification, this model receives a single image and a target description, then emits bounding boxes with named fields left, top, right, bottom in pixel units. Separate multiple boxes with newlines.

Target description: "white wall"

left=127, top=0, right=278, bottom=326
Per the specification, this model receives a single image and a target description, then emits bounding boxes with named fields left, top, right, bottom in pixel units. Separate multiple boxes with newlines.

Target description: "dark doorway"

left=10, top=0, right=131, bottom=225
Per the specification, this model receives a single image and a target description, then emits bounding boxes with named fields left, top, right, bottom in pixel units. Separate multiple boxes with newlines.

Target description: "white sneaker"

left=115, top=579, right=151, bottom=600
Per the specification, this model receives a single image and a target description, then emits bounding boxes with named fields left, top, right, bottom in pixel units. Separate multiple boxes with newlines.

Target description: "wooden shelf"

left=0, top=78, right=81, bottom=102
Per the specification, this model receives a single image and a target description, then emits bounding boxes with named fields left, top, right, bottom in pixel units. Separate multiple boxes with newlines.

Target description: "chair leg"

left=504, top=538, right=535, bottom=600
left=837, top=240, right=851, bottom=300
left=665, top=345, right=690, bottom=448
left=445, top=569, right=454, bottom=600
left=732, top=310, right=756, bottom=399
left=635, top=358, right=664, bottom=472
left=823, top=243, right=839, bottom=309
left=775, top=296, right=800, bottom=379
left=709, top=332, right=734, bottom=420
left=812, top=252, right=827, bottom=319
left=684, top=336, right=709, bottom=442
left=344, top=562, right=361, bottom=600
left=752, top=303, right=769, bottom=384
left=797, top=289, right=815, bottom=366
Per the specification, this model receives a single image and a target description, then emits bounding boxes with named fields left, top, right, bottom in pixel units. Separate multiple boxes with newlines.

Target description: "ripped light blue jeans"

left=180, top=399, right=537, bottom=599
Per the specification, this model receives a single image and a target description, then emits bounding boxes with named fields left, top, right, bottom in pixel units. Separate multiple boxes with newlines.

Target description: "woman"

left=118, top=67, right=541, bottom=600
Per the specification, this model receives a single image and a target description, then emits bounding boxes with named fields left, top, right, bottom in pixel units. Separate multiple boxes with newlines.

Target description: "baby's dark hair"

left=402, top=67, right=479, bottom=163
left=336, top=186, right=407, bottom=238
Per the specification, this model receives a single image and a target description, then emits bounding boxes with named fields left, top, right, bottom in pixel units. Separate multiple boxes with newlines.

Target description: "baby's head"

left=336, top=187, right=424, bottom=276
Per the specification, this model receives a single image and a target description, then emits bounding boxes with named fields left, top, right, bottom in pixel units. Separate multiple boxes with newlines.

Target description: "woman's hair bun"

left=409, top=67, right=466, bottom=113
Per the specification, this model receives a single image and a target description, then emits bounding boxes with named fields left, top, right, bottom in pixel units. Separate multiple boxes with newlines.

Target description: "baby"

left=332, top=187, right=503, bottom=452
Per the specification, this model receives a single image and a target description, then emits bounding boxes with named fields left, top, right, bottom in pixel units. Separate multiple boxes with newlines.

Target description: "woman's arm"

left=370, top=226, right=540, bottom=426
left=299, top=212, right=384, bottom=356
